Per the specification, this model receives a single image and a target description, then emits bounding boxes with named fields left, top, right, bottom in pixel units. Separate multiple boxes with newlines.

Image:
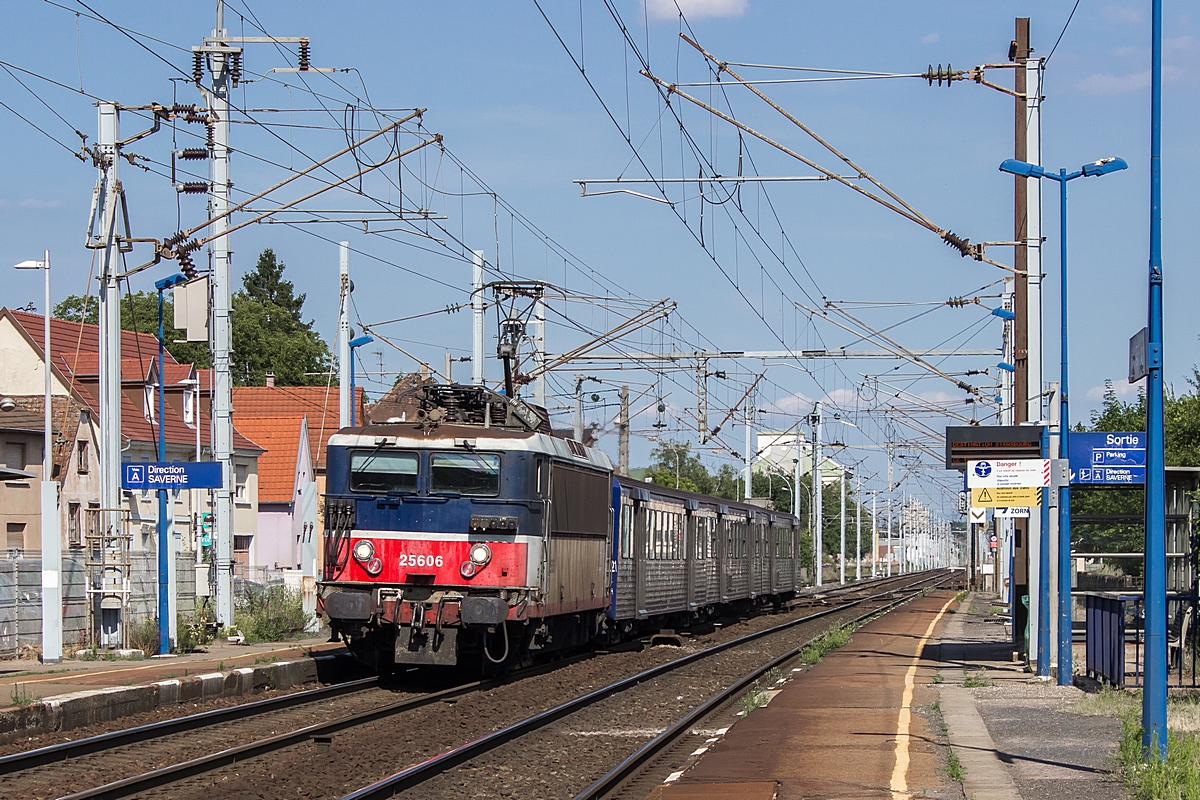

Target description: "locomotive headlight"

left=459, top=560, right=478, bottom=579
left=469, top=543, right=492, bottom=566
left=352, top=540, right=375, bottom=563
left=365, top=557, right=383, bottom=576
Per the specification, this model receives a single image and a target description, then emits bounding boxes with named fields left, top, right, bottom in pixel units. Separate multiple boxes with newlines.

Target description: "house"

left=0, top=308, right=262, bottom=561
left=231, top=380, right=362, bottom=571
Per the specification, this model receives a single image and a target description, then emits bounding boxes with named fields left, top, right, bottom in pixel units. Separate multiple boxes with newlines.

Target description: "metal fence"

left=1084, top=591, right=1200, bottom=689
left=0, top=552, right=198, bottom=656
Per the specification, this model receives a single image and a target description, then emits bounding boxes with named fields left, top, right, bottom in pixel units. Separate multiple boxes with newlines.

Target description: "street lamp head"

left=996, top=361, right=1016, bottom=373
left=349, top=335, right=375, bottom=349
left=1081, top=156, right=1128, bottom=178
left=13, top=260, right=46, bottom=270
left=990, top=307, right=1016, bottom=321
left=999, top=159, right=1045, bottom=179
left=0, top=397, right=16, bottom=412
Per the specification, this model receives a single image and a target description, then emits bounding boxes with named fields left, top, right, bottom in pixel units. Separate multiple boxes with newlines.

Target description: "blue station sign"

left=122, top=461, right=223, bottom=490
left=1068, top=432, right=1145, bottom=485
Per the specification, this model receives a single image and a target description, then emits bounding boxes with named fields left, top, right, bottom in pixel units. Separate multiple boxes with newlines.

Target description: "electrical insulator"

left=206, top=122, right=214, bottom=151
left=298, top=39, right=311, bottom=71
left=230, top=52, right=242, bottom=88
left=922, top=63, right=959, bottom=87
left=178, top=148, right=209, bottom=161
left=941, top=230, right=973, bottom=258
left=179, top=252, right=198, bottom=281
left=946, top=296, right=968, bottom=308
left=192, top=51, right=204, bottom=85
left=177, top=182, right=209, bottom=194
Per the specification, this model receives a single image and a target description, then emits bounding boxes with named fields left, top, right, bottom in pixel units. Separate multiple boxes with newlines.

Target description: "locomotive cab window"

left=430, top=452, right=501, bottom=496
left=350, top=450, right=418, bottom=493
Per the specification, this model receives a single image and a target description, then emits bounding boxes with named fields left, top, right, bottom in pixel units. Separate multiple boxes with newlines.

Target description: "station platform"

left=660, top=589, right=1127, bottom=800
left=0, top=636, right=351, bottom=740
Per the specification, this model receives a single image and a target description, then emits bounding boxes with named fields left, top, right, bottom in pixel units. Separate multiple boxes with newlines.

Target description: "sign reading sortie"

left=122, top=462, right=223, bottom=490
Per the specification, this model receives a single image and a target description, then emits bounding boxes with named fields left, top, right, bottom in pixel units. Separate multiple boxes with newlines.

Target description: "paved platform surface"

left=0, top=636, right=344, bottom=707
left=661, top=588, right=1129, bottom=800
left=668, top=590, right=962, bottom=799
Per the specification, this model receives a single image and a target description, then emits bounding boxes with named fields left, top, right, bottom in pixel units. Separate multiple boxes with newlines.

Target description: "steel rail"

left=574, top=573, right=958, bottom=799
left=338, top=571, right=951, bottom=800
left=0, top=674, right=378, bottom=775
left=55, top=653, right=590, bottom=800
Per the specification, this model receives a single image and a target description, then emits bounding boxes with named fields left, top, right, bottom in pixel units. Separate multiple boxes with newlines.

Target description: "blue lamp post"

left=348, top=334, right=374, bottom=427
left=1000, top=155, right=1127, bottom=685
left=153, top=273, right=189, bottom=655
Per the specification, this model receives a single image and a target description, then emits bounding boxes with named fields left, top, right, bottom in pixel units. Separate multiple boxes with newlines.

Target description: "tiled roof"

left=232, top=386, right=361, bottom=503
left=8, top=308, right=175, bottom=365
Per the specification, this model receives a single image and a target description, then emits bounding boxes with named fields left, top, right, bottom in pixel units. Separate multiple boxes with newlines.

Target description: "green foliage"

left=801, top=623, right=854, bottom=666
left=128, top=617, right=161, bottom=656
left=231, top=248, right=332, bottom=386
left=54, top=290, right=210, bottom=367
left=177, top=612, right=214, bottom=653
left=738, top=681, right=768, bottom=716
left=645, top=441, right=716, bottom=494
left=53, top=248, right=332, bottom=387
left=234, top=585, right=310, bottom=643
left=9, top=683, right=41, bottom=706
left=962, top=668, right=992, bottom=688
left=1118, top=713, right=1200, bottom=800
left=943, top=748, right=966, bottom=782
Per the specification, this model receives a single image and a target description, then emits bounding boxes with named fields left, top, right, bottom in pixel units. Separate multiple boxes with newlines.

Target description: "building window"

left=233, top=534, right=253, bottom=551
left=5, top=441, right=26, bottom=471
left=6, top=522, right=25, bottom=550
left=68, top=502, right=81, bottom=546
left=183, top=388, right=195, bottom=427
left=144, top=385, right=155, bottom=422
left=77, top=440, right=89, bottom=474
left=235, top=464, right=248, bottom=501
left=86, top=502, right=100, bottom=541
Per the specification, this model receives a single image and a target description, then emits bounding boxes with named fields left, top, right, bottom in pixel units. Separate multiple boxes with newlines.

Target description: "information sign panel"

left=971, top=487, right=1041, bottom=508
left=122, top=462, right=223, bottom=490
left=966, top=459, right=1051, bottom=488
left=994, top=507, right=1031, bottom=518
left=945, top=425, right=1044, bottom=470
left=1068, top=432, right=1145, bottom=485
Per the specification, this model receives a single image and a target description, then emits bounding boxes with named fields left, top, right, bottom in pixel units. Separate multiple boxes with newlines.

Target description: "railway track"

left=3, top=570, right=954, bottom=800
left=339, top=570, right=956, bottom=800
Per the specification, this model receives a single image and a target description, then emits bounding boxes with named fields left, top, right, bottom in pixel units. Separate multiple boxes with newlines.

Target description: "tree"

left=54, top=290, right=211, bottom=367
left=53, top=248, right=332, bottom=386
left=644, top=441, right=714, bottom=494
left=232, top=249, right=331, bottom=386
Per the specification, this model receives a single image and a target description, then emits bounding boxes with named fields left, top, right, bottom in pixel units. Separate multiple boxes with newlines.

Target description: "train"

left=319, top=383, right=809, bottom=671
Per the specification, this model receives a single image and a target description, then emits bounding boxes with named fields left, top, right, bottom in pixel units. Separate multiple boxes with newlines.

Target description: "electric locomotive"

left=320, top=382, right=806, bottom=671
left=321, top=383, right=613, bottom=670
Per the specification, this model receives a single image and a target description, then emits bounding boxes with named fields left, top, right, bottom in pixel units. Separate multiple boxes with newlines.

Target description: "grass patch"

left=127, top=617, right=160, bottom=656
left=9, top=683, right=41, bottom=706
left=932, top=671, right=944, bottom=684
left=800, top=624, right=855, bottom=667
left=954, top=590, right=968, bottom=602
left=737, top=681, right=768, bottom=717
left=1118, top=713, right=1200, bottom=799
left=254, top=654, right=280, bottom=665
left=74, top=648, right=145, bottom=662
left=943, top=748, right=966, bottom=782
left=234, top=586, right=309, bottom=643
left=963, top=668, right=992, bottom=688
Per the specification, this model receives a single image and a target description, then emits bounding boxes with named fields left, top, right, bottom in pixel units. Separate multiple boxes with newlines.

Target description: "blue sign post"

left=1068, top=432, right=1146, bottom=486
left=122, top=462, right=223, bottom=491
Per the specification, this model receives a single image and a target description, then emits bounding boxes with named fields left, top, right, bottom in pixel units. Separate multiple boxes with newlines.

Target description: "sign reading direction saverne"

left=1068, top=432, right=1146, bottom=485
left=122, top=462, right=223, bottom=490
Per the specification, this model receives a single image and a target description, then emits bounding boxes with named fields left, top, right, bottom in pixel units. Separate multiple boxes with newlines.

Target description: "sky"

left=1, top=1, right=1196, bottom=518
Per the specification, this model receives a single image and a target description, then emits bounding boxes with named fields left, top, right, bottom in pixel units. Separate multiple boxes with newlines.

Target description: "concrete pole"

left=792, top=441, right=801, bottom=518
left=812, top=403, right=822, bottom=586
left=839, top=467, right=846, bottom=585
left=208, top=12, right=236, bottom=626
left=886, top=499, right=893, bottom=577
left=855, top=473, right=862, bottom=581
left=871, top=491, right=878, bottom=578
left=744, top=403, right=753, bottom=500
left=35, top=251, right=62, bottom=663
left=534, top=294, right=546, bottom=407
left=95, top=102, right=123, bottom=641
left=573, top=375, right=584, bottom=442
left=338, top=242, right=350, bottom=428
left=618, top=385, right=629, bottom=475
left=472, top=250, right=485, bottom=386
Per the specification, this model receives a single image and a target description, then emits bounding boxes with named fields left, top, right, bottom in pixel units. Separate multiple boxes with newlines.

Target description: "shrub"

left=128, top=618, right=161, bottom=655
left=234, top=585, right=309, bottom=643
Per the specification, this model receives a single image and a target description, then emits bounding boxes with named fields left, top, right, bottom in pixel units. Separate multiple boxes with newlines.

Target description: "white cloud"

left=1077, top=70, right=1150, bottom=94
left=922, top=32, right=940, bottom=44
left=1085, top=379, right=1144, bottom=401
left=1102, top=5, right=1142, bottom=24
left=18, top=198, right=63, bottom=209
left=645, top=0, right=748, bottom=22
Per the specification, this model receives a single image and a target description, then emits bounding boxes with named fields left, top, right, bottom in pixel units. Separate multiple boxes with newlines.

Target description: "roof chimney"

left=265, top=370, right=275, bottom=388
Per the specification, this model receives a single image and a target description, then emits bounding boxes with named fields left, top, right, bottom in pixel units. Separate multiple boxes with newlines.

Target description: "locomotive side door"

left=633, top=500, right=647, bottom=617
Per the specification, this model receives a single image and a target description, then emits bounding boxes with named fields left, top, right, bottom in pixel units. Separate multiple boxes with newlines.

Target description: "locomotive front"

left=319, top=384, right=611, bottom=670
